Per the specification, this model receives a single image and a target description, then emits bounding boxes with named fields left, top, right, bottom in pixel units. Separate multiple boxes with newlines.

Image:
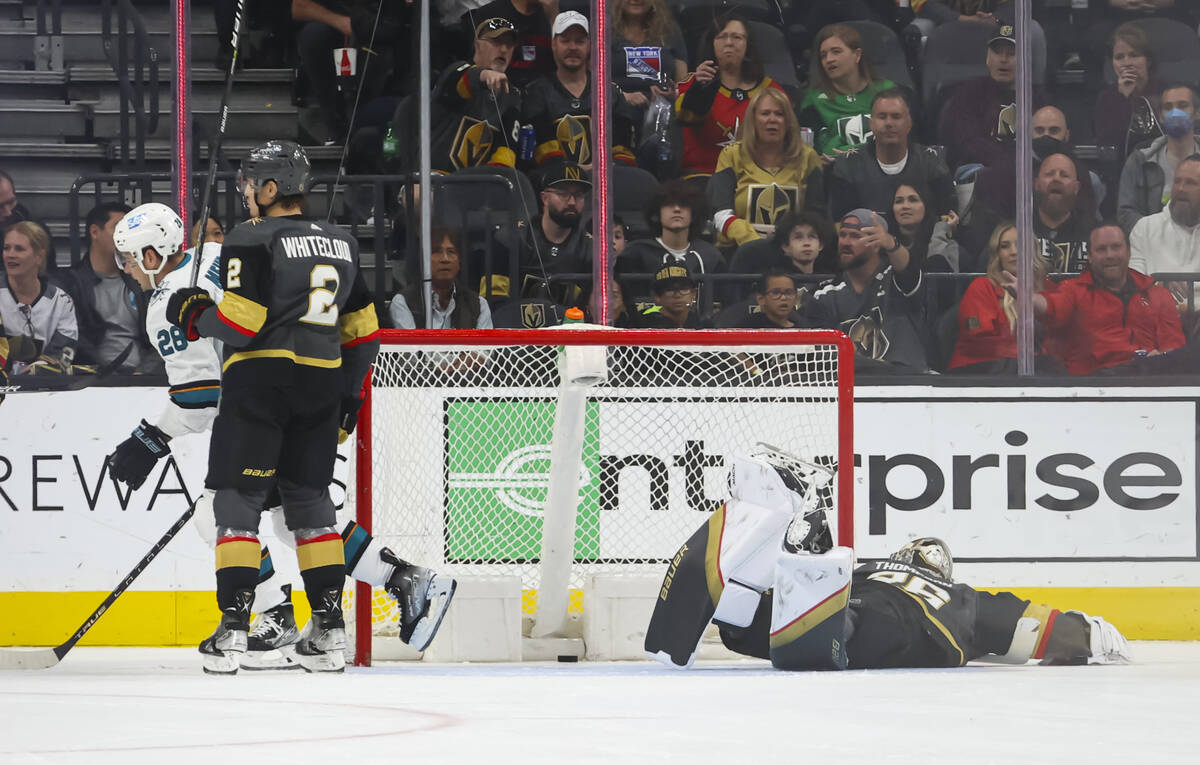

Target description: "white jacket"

left=1129, top=208, right=1200, bottom=277
left=144, top=242, right=224, bottom=438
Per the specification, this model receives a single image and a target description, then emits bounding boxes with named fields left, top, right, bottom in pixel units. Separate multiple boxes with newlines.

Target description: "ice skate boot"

left=199, top=589, right=253, bottom=675
left=295, top=587, right=347, bottom=673
left=241, top=584, right=301, bottom=670
left=382, top=549, right=457, bottom=652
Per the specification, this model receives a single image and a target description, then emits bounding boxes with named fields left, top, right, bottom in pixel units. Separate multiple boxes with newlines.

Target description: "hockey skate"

left=383, top=549, right=457, bottom=652
left=199, top=589, right=253, bottom=675
left=241, top=585, right=301, bottom=671
left=295, top=587, right=347, bottom=673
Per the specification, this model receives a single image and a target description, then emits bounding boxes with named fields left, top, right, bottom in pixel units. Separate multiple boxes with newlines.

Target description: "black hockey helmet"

left=240, top=139, right=310, bottom=196
left=890, top=537, right=953, bottom=581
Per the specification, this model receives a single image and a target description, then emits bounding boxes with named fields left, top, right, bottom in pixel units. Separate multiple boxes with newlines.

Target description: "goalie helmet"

left=113, top=202, right=185, bottom=282
left=891, top=537, right=953, bottom=581
left=240, top=139, right=310, bottom=196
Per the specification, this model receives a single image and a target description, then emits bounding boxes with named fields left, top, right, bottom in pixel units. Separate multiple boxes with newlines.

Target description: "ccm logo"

left=866, top=430, right=1183, bottom=534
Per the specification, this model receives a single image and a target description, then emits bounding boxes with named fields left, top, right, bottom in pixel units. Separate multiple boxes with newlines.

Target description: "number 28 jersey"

left=145, top=241, right=224, bottom=438
left=211, top=214, right=379, bottom=390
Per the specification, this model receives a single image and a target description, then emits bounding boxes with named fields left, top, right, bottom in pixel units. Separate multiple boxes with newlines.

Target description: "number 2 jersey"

left=196, top=214, right=380, bottom=398
left=145, top=241, right=224, bottom=438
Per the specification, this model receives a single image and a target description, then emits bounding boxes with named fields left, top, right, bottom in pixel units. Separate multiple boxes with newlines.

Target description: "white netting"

left=349, top=330, right=849, bottom=661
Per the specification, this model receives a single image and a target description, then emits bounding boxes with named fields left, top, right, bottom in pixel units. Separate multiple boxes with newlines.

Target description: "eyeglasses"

left=546, top=188, right=587, bottom=202
left=661, top=286, right=695, bottom=296
left=715, top=33, right=746, bottom=43
left=765, top=288, right=798, bottom=298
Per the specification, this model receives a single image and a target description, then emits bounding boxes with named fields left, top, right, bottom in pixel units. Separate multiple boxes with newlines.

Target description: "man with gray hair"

left=1130, top=155, right=1200, bottom=278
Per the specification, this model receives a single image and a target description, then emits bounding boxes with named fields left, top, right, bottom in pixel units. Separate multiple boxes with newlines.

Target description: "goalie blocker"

left=646, top=451, right=1132, bottom=670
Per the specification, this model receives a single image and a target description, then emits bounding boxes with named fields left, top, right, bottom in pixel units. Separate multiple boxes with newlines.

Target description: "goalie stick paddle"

left=189, top=0, right=247, bottom=288
left=0, top=502, right=196, bottom=670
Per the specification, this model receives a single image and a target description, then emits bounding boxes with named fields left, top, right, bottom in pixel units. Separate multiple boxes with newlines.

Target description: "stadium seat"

left=843, top=20, right=915, bottom=92
left=611, top=164, right=661, bottom=242
left=1101, top=18, right=1200, bottom=88
left=714, top=295, right=759, bottom=327
left=673, top=0, right=780, bottom=69
left=746, top=20, right=801, bottom=91
left=921, top=20, right=1045, bottom=138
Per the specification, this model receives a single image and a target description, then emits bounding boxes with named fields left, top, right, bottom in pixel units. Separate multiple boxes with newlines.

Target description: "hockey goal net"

left=349, top=328, right=853, bottom=664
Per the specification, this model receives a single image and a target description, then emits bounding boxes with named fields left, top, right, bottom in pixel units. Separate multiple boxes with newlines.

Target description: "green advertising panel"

left=445, top=399, right=601, bottom=561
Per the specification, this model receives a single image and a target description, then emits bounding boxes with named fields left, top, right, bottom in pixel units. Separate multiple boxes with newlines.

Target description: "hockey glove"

left=167, top=287, right=215, bottom=341
left=107, top=420, right=171, bottom=490
left=337, top=395, right=365, bottom=444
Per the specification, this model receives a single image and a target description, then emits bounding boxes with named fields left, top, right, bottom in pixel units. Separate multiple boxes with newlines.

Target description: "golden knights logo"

left=746, top=184, right=799, bottom=227
left=555, top=115, right=591, bottom=165
left=521, top=301, right=547, bottom=328
left=996, top=102, right=1016, bottom=141
left=451, top=116, right=497, bottom=169
left=1037, top=237, right=1089, bottom=274
left=842, top=306, right=889, bottom=360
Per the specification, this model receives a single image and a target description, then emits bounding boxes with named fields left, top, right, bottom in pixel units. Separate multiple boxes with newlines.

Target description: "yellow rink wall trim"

left=2, top=587, right=1198, bottom=646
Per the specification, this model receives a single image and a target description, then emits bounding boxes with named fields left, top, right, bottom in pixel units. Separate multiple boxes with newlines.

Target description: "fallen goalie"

left=645, top=445, right=1132, bottom=670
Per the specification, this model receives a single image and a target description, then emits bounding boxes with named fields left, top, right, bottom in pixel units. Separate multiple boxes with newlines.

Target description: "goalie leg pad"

left=645, top=516, right=721, bottom=669
left=191, top=490, right=217, bottom=547
left=715, top=497, right=795, bottom=593
left=769, top=546, right=854, bottom=671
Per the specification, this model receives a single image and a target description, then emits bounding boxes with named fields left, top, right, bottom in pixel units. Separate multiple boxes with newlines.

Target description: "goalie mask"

left=113, top=202, right=185, bottom=288
left=891, top=537, right=953, bottom=581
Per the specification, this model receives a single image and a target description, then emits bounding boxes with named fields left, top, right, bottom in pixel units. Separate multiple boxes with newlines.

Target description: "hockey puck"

left=557, top=655, right=578, bottom=663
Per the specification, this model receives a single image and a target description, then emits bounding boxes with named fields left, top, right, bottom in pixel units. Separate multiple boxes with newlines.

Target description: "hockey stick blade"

left=0, top=503, right=196, bottom=670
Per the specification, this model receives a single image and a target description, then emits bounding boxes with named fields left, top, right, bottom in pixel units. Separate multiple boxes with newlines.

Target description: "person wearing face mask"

left=1117, top=83, right=1199, bottom=234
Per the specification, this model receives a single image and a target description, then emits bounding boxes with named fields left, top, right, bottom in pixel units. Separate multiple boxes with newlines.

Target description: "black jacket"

left=829, top=139, right=955, bottom=220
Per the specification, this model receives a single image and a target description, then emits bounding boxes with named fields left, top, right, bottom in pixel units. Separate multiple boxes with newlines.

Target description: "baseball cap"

left=988, top=24, right=1016, bottom=48
left=542, top=162, right=591, bottom=190
left=653, top=264, right=696, bottom=291
left=840, top=208, right=888, bottom=234
left=475, top=17, right=517, bottom=41
left=552, top=11, right=588, bottom=37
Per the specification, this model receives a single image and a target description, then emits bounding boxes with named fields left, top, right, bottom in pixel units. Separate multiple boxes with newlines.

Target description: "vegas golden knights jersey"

left=708, top=141, right=826, bottom=248
left=521, top=74, right=636, bottom=167
left=428, top=62, right=522, bottom=174
left=201, top=215, right=379, bottom=395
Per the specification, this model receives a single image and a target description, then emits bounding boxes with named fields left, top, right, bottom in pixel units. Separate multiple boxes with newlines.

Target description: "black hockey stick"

left=0, top=502, right=196, bottom=670
left=189, top=0, right=247, bottom=287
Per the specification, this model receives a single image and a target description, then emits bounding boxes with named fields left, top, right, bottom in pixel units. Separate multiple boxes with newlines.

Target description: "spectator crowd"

left=5, top=0, right=1200, bottom=379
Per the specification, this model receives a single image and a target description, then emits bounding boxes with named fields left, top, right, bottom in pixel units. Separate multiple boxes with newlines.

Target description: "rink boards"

left=1, top=384, right=1198, bottom=645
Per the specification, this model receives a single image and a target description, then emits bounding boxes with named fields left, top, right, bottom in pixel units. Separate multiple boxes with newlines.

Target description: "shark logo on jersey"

left=747, top=183, right=799, bottom=227
left=556, top=115, right=591, bottom=165
left=451, top=116, right=497, bottom=169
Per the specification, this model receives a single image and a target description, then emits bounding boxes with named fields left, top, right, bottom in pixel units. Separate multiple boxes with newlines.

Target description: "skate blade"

left=407, top=575, right=457, bottom=652
left=201, top=651, right=242, bottom=675
left=240, top=644, right=301, bottom=671
left=298, top=650, right=346, bottom=673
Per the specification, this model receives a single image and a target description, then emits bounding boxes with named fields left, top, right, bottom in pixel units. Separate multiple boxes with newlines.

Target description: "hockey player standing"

left=106, top=200, right=454, bottom=672
left=164, top=141, right=379, bottom=673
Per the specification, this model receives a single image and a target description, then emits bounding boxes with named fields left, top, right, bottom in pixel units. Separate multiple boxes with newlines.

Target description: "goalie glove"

left=107, top=420, right=171, bottom=490
left=166, top=287, right=215, bottom=341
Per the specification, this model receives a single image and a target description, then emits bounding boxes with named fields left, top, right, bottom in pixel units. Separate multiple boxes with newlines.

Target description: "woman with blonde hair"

left=611, top=0, right=688, bottom=102
left=1, top=220, right=79, bottom=372
left=707, top=87, right=825, bottom=249
left=798, top=24, right=895, bottom=161
left=948, top=221, right=1057, bottom=374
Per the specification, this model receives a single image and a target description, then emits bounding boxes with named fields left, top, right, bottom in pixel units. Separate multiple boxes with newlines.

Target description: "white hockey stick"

left=0, top=503, right=195, bottom=670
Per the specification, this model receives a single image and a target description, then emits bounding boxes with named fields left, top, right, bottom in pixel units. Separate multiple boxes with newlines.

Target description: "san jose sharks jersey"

left=145, top=241, right=224, bottom=438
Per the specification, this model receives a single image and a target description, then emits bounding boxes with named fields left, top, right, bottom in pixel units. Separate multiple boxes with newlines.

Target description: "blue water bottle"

left=518, top=124, right=536, bottom=162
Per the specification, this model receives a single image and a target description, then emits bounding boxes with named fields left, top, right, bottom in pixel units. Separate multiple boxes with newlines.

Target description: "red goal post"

left=351, top=328, right=854, bottom=665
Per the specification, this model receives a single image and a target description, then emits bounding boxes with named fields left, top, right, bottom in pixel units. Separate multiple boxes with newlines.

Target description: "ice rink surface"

left=2, top=643, right=1198, bottom=765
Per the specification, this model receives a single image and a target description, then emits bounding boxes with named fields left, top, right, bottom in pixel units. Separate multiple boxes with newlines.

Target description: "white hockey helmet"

left=113, top=202, right=185, bottom=279
left=890, top=537, right=953, bottom=581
